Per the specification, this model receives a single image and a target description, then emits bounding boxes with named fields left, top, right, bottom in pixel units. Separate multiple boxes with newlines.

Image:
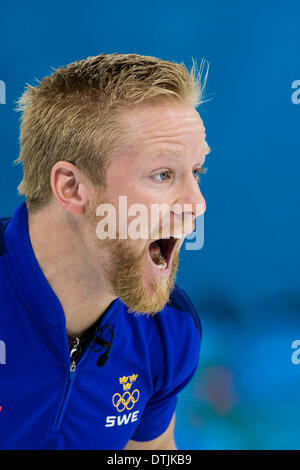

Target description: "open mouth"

left=148, top=236, right=178, bottom=271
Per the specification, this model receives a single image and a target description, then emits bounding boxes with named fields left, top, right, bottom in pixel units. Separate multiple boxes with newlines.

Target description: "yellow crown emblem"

left=129, top=374, right=138, bottom=382
left=119, top=373, right=138, bottom=390
left=123, top=382, right=133, bottom=391
left=119, top=376, right=129, bottom=385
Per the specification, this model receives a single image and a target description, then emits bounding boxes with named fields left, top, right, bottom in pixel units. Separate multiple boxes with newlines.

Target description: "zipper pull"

left=69, top=337, right=80, bottom=377
left=70, top=360, right=77, bottom=377
left=70, top=337, right=80, bottom=359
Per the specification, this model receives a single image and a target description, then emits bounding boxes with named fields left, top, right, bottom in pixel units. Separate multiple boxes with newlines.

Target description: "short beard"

left=102, top=237, right=179, bottom=315
left=85, top=188, right=180, bottom=315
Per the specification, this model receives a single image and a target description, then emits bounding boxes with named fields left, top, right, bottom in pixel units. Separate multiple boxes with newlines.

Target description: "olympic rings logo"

left=112, top=389, right=140, bottom=412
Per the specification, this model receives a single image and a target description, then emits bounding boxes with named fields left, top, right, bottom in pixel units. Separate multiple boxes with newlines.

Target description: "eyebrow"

left=146, top=143, right=211, bottom=160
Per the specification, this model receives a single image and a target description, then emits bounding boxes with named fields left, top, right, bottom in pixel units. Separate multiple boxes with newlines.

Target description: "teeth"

left=153, top=254, right=167, bottom=270
left=157, top=261, right=167, bottom=270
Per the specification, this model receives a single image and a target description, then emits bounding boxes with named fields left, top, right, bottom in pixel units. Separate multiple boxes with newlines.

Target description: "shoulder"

left=144, top=283, right=202, bottom=393
left=123, top=282, right=202, bottom=340
left=122, top=283, right=202, bottom=386
left=165, top=283, right=202, bottom=339
left=126, top=284, right=202, bottom=444
left=125, top=282, right=202, bottom=349
left=152, top=282, right=202, bottom=350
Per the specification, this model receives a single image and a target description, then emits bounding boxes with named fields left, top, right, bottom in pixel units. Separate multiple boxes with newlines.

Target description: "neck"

left=28, top=203, right=117, bottom=337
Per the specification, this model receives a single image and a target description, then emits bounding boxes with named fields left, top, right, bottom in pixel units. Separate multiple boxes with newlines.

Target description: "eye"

left=193, top=167, right=207, bottom=182
left=152, top=171, right=172, bottom=183
left=151, top=168, right=207, bottom=183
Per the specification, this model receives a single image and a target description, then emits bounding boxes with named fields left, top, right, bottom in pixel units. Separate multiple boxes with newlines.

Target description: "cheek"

left=115, top=193, right=153, bottom=232
left=113, top=238, right=148, bottom=266
left=104, top=180, right=174, bottom=239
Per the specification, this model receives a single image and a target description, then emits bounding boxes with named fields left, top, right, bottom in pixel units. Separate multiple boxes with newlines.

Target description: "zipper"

left=52, top=337, right=84, bottom=431
left=51, top=299, right=118, bottom=432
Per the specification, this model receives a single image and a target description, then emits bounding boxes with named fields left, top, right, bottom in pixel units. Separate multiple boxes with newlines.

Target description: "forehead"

left=118, top=101, right=206, bottom=147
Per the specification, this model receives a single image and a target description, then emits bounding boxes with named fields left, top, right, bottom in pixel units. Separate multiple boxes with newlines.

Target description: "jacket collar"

left=4, top=201, right=121, bottom=329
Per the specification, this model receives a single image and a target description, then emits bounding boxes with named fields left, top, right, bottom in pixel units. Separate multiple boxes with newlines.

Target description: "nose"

left=172, top=174, right=206, bottom=219
left=168, top=175, right=206, bottom=237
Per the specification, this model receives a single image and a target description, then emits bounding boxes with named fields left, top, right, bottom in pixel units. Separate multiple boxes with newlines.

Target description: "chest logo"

left=112, top=374, right=140, bottom=412
left=105, top=374, right=140, bottom=427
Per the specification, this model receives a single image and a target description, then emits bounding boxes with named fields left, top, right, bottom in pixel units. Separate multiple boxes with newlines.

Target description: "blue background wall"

left=1, top=0, right=300, bottom=449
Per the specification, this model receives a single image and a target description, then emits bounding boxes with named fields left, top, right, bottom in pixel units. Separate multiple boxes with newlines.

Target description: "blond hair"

left=14, top=52, right=209, bottom=212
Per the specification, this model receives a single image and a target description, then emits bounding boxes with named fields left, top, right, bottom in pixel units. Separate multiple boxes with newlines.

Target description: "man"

left=0, top=53, right=210, bottom=449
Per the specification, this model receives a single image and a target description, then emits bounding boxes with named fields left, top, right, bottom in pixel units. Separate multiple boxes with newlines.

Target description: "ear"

left=50, top=161, right=93, bottom=216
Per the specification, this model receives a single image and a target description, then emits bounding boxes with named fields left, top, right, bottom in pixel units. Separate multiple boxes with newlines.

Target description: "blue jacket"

left=0, top=201, right=202, bottom=450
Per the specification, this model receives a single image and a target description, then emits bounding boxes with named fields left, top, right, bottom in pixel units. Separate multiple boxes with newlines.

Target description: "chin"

left=127, top=254, right=179, bottom=315
left=105, top=237, right=180, bottom=316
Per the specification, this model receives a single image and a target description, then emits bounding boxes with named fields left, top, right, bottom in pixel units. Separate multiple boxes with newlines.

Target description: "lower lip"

left=146, top=241, right=177, bottom=277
